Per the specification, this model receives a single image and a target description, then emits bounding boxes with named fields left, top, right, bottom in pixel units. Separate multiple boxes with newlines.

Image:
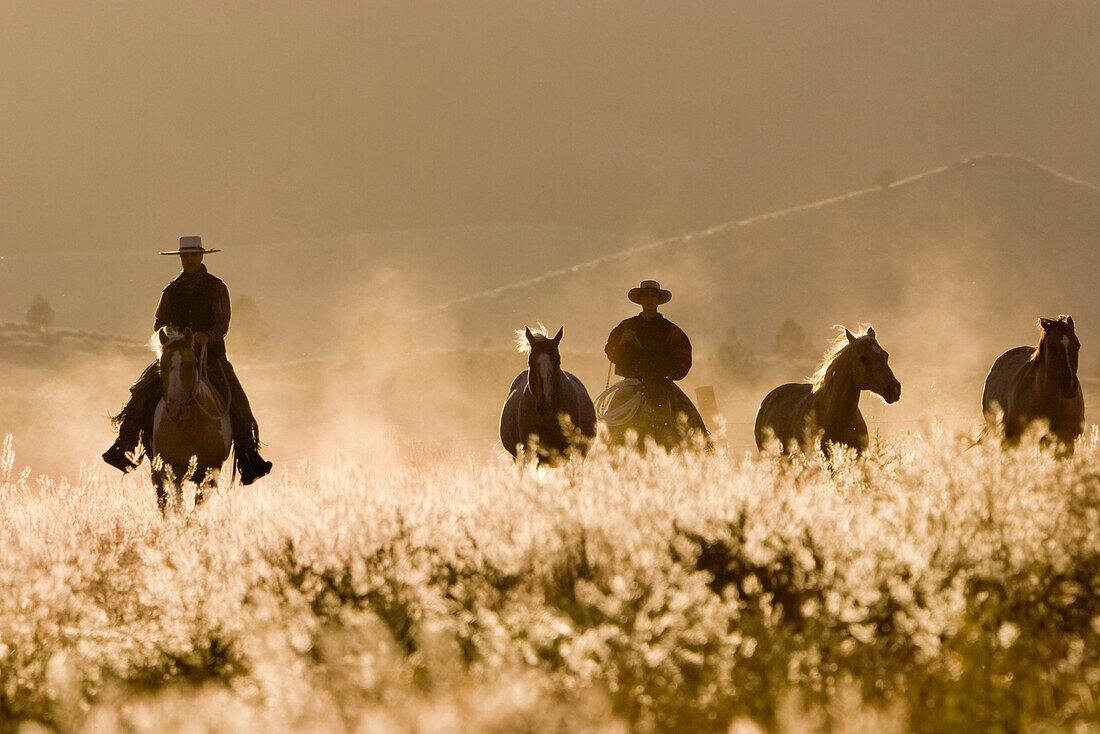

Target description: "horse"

left=982, top=315, right=1084, bottom=453
left=754, top=326, right=901, bottom=456
left=149, top=327, right=232, bottom=513
left=595, top=378, right=710, bottom=452
left=499, top=326, right=597, bottom=464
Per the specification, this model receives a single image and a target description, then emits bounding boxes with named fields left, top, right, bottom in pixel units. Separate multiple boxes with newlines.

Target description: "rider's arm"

left=604, top=324, right=626, bottom=364
left=204, top=282, right=231, bottom=344
left=667, top=325, right=692, bottom=380
left=153, top=289, right=171, bottom=331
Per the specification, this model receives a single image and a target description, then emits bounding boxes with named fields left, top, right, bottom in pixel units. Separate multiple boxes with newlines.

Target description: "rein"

left=164, top=343, right=230, bottom=423
left=194, top=344, right=230, bottom=420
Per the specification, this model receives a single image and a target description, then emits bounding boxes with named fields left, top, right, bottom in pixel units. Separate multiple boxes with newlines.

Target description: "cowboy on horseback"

left=102, top=236, right=273, bottom=485
left=602, top=280, right=709, bottom=442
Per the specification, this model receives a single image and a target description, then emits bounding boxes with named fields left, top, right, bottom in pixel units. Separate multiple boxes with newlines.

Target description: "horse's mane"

left=808, top=325, right=873, bottom=393
left=152, top=327, right=190, bottom=359
left=1028, top=314, right=1075, bottom=363
left=514, top=323, right=552, bottom=354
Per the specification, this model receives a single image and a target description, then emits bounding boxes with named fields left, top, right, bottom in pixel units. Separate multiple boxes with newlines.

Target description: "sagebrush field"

left=3, top=430, right=1100, bottom=733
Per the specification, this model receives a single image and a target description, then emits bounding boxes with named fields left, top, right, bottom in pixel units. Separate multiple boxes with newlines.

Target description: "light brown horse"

left=754, top=326, right=901, bottom=455
left=982, top=316, right=1084, bottom=453
left=150, top=327, right=232, bottom=513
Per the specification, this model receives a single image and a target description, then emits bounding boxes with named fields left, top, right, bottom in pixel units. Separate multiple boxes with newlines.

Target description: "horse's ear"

left=866, top=326, right=876, bottom=340
left=1066, top=315, right=1075, bottom=330
left=845, top=328, right=856, bottom=344
left=1039, top=318, right=1054, bottom=331
left=553, top=326, right=563, bottom=344
left=524, top=326, right=534, bottom=343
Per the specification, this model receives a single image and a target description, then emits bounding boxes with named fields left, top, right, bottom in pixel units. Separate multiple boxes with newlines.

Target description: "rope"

left=192, top=343, right=230, bottom=420
left=595, top=379, right=644, bottom=427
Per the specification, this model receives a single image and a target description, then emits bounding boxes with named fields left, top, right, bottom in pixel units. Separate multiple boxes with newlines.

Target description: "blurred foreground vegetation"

left=2, top=431, right=1100, bottom=733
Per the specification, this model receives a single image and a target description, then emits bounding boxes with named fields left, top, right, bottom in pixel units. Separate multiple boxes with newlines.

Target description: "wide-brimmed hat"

left=160, top=236, right=221, bottom=256
left=628, top=279, right=672, bottom=305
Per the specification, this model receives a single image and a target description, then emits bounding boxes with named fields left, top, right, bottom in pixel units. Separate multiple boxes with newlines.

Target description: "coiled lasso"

left=594, top=378, right=643, bottom=427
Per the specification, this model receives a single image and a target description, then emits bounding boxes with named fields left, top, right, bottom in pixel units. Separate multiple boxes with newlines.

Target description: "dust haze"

left=2, top=2, right=1100, bottom=477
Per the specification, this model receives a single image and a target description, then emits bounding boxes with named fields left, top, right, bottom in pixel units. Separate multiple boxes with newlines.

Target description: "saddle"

left=596, top=378, right=674, bottom=427
left=192, top=349, right=231, bottom=419
left=191, top=376, right=230, bottom=420
left=199, top=358, right=232, bottom=410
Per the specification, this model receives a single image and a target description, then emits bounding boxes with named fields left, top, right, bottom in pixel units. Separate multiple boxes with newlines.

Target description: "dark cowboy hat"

left=628, top=279, right=672, bottom=305
left=159, top=235, right=221, bottom=256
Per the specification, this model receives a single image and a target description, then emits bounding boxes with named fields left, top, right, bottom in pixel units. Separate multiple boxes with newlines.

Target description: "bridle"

left=528, top=350, right=561, bottom=420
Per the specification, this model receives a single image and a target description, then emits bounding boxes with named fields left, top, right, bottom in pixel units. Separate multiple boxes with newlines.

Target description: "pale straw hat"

left=160, top=235, right=221, bottom=256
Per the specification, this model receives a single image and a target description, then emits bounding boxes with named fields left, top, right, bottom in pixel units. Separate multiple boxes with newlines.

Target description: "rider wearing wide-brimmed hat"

left=604, top=280, right=709, bottom=438
left=102, top=236, right=272, bottom=484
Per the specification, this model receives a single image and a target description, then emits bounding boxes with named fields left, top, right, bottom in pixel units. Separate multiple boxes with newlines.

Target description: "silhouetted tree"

left=232, top=294, right=272, bottom=358
left=25, top=294, right=55, bottom=329
left=773, top=318, right=812, bottom=361
left=717, top=326, right=763, bottom=384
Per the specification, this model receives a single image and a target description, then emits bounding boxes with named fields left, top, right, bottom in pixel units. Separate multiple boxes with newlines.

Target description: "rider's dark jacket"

left=154, top=265, right=231, bottom=359
left=604, top=313, right=692, bottom=382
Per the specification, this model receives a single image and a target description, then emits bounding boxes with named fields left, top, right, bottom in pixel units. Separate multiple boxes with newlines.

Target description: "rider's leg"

left=217, top=359, right=272, bottom=485
left=669, top=383, right=712, bottom=446
left=103, top=362, right=161, bottom=472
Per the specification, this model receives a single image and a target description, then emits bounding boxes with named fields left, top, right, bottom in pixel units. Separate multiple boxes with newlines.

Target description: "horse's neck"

left=1028, top=354, right=1064, bottom=400
left=526, top=366, right=566, bottom=415
left=810, top=367, right=860, bottom=429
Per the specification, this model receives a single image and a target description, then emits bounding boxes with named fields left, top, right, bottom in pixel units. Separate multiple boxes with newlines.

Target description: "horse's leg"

left=195, top=467, right=217, bottom=507
left=151, top=467, right=170, bottom=516
left=172, top=473, right=184, bottom=511
left=154, top=477, right=168, bottom=515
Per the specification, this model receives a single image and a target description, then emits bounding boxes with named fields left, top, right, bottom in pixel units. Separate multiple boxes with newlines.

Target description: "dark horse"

left=149, top=327, right=232, bottom=513
left=982, top=316, right=1084, bottom=453
left=499, top=326, right=597, bottom=464
left=755, top=326, right=901, bottom=455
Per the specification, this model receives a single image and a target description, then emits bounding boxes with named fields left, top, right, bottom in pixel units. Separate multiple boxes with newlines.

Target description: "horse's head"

left=1037, top=315, right=1080, bottom=398
left=157, top=327, right=198, bottom=421
left=845, top=326, right=901, bottom=404
left=523, top=325, right=564, bottom=419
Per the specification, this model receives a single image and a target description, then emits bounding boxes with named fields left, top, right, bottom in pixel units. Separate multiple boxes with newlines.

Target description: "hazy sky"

left=2, top=0, right=1099, bottom=259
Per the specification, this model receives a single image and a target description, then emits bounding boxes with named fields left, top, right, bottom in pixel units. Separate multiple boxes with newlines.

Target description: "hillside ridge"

left=420, top=153, right=1100, bottom=315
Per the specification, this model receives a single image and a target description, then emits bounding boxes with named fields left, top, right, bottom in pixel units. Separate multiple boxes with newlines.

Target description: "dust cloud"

left=2, top=3, right=1100, bottom=477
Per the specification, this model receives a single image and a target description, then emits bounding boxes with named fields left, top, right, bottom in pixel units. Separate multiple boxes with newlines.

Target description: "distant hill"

left=0, top=322, right=149, bottom=364
left=431, top=154, right=1100, bottom=373
left=0, top=223, right=629, bottom=356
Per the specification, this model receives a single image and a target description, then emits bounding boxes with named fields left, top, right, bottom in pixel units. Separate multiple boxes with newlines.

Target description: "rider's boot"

left=220, top=360, right=272, bottom=486
left=104, top=363, right=160, bottom=473
left=102, top=411, right=143, bottom=473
